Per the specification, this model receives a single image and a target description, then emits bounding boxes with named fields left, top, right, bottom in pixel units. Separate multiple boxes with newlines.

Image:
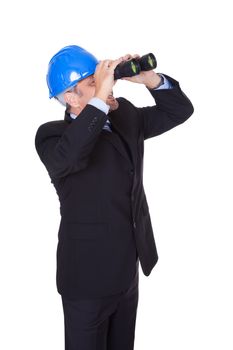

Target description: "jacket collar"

left=64, top=103, right=117, bottom=124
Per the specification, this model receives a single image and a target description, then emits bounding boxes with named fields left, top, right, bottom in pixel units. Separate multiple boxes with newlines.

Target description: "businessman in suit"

left=35, top=45, right=194, bottom=350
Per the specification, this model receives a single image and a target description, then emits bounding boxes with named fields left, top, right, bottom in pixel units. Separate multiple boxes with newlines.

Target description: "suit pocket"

left=66, top=221, right=109, bottom=240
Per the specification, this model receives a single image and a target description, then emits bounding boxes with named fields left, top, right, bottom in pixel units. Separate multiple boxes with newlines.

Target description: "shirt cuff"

left=153, top=73, right=173, bottom=90
left=88, top=97, right=110, bottom=114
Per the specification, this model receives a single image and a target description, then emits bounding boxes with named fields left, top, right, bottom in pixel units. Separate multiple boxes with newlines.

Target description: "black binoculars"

left=114, top=53, right=157, bottom=80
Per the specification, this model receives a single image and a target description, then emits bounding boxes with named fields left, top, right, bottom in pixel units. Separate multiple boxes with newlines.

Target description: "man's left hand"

left=119, top=54, right=162, bottom=89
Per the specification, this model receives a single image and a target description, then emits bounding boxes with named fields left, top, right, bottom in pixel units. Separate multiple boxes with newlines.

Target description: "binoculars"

left=114, top=53, right=157, bottom=80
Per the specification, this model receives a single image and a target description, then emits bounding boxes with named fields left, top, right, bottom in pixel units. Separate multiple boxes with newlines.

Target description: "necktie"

left=102, top=119, right=112, bottom=132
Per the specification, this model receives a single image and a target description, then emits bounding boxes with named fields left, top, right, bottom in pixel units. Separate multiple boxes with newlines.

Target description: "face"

left=64, top=74, right=118, bottom=115
left=76, top=74, right=97, bottom=109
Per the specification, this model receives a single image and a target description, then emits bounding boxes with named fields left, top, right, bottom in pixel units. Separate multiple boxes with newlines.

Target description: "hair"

left=54, top=84, right=83, bottom=111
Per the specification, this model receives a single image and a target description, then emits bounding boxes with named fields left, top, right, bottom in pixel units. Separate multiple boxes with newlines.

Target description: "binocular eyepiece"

left=114, top=53, right=157, bottom=80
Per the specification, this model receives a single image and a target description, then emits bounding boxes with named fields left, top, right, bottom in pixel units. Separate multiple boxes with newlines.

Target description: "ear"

left=63, top=91, right=80, bottom=108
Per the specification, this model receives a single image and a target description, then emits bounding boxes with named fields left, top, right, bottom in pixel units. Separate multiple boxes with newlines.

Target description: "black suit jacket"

left=35, top=73, right=194, bottom=299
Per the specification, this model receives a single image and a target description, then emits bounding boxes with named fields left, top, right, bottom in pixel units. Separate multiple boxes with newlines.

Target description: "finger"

left=106, top=59, right=113, bottom=64
left=122, top=54, right=132, bottom=61
left=98, top=59, right=112, bottom=67
left=108, top=57, right=125, bottom=70
left=97, top=59, right=106, bottom=65
left=117, top=54, right=131, bottom=61
left=95, top=60, right=104, bottom=71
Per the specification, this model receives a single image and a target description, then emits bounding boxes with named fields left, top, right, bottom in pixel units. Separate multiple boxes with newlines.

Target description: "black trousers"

left=61, top=261, right=139, bottom=350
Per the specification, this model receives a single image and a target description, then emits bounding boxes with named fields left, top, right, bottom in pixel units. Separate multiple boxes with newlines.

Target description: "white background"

left=0, top=0, right=232, bottom=349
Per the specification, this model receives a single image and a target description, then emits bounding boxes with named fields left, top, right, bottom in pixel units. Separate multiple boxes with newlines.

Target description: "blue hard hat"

left=46, top=45, right=99, bottom=98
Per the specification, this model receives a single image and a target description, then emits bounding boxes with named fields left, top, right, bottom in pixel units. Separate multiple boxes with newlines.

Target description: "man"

left=35, top=45, right=194, bottom=350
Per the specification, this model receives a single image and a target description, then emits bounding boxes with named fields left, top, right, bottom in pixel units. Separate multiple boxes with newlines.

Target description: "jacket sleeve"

left=136, top=73, right=194, bottom=140
left=35, top=104, right=108, bottom=179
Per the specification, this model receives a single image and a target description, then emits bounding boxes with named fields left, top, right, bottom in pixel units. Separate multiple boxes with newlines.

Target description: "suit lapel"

left=101, top=129, right=133, bottom=166
left=107, top=99, right=137, bottom=169
left=63, top=99, right=137, bottom=169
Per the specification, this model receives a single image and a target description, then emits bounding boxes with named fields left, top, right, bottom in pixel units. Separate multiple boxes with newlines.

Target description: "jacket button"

left=130, top=169, right=134, bottom=175
left=133, top=221, right=137, bottom=229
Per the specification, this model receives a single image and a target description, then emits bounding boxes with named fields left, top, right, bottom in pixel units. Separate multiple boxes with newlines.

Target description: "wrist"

left=94, top=90, right=109, bottom=103
left=145, top=73, right=163, bottom=89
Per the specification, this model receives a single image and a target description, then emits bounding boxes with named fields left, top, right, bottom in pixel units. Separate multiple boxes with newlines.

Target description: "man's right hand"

left=94, top=57, right=123, bottom=103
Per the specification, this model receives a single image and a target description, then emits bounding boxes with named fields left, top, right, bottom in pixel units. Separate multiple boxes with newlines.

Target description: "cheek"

left=88, top=87, right=96, bottom=99
left=81, top=88, right=95, bottom=106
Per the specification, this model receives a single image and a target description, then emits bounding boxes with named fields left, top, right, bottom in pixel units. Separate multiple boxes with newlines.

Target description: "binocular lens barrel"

left=114, top=59, right=141, bottom=80
left=114, top=52, right=157, bottom=80
left=139, top=53, right=157, bottom=71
